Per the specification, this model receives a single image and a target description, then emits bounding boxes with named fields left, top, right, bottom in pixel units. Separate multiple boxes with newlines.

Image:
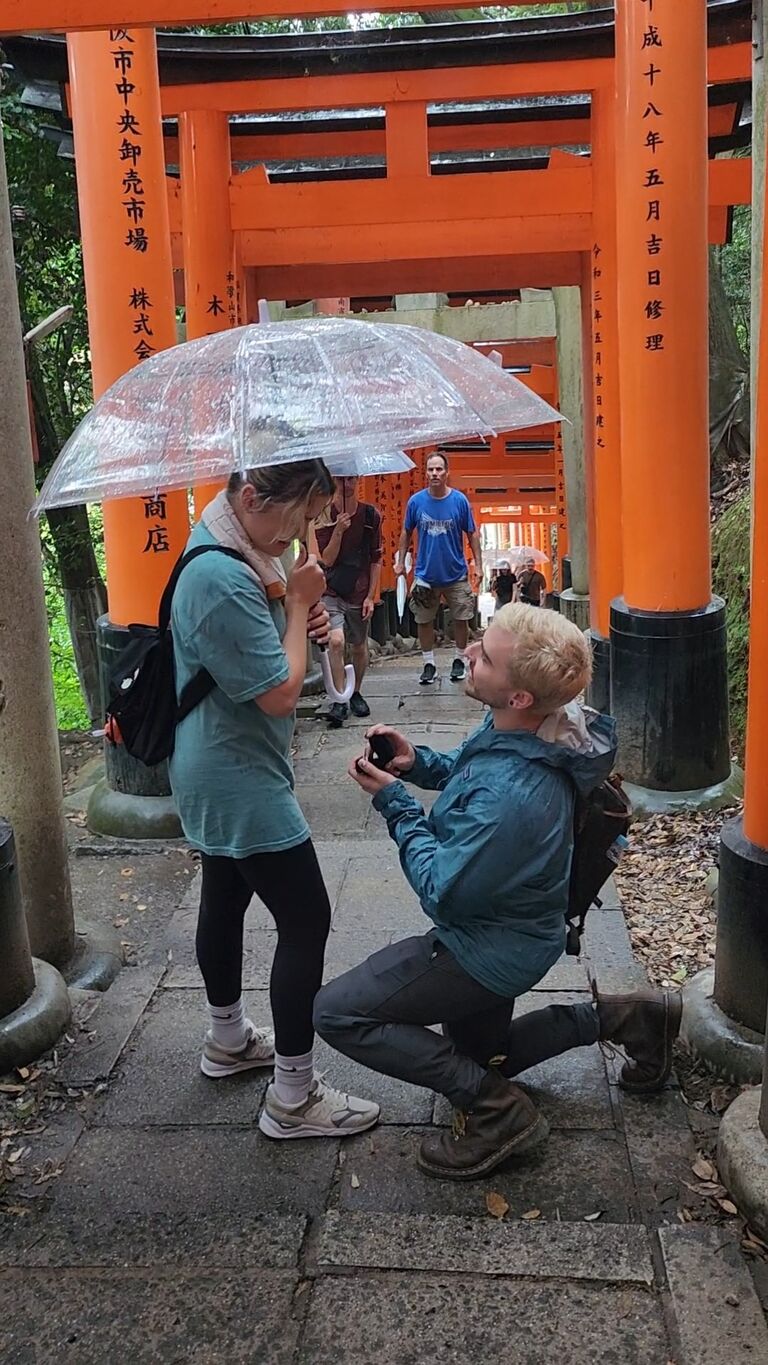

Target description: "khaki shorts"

left=322, top=594, right=369, bottom=647
left=409, top=578, right=476, bottom=626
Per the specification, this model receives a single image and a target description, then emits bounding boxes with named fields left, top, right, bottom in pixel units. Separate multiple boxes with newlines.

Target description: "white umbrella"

left=32, top=317, right=561, bottom=513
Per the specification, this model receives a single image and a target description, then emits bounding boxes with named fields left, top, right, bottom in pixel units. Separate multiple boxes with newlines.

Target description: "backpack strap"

left=157, top=545, right=248, bottom=633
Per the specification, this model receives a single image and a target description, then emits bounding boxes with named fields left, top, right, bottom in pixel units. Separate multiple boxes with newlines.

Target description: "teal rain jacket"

left=372, top=705, right=618, bottom=999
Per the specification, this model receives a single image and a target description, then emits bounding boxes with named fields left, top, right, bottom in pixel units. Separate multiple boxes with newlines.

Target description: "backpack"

left=324, top=504, right=377, bottom=601
left=565, top=774, right=632, bottom=956
left=104, top=545, right=247, bottom=767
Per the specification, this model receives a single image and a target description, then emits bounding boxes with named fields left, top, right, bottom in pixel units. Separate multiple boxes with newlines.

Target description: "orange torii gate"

left=8, top=0, right=768, bottom=1204
left=4, top=3, right=751, bottom=815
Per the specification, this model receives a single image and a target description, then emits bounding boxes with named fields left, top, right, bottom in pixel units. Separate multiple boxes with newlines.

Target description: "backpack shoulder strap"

left=158, top=545, right=248, bottom=632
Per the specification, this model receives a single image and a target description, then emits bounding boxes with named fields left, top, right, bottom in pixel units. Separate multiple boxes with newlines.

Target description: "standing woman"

left=169, top=460, right=380, bottom=1140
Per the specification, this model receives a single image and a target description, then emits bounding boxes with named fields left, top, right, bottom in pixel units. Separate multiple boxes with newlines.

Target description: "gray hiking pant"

left=313, top=930, right=599, bottom=1110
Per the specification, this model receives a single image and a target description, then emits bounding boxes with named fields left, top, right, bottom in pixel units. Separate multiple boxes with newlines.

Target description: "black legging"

left=196, top=839, right=331, bottom=1055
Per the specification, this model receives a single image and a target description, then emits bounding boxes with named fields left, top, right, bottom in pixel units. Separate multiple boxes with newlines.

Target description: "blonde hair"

left=493, top=602, right=592, bottom=711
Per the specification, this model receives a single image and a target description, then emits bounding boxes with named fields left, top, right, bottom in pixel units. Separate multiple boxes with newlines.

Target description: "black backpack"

left=105, top=545, right=247, bottom=768
left=324, top=504, right=377, bottom=600
left=565, top=774, right=632, bottom=956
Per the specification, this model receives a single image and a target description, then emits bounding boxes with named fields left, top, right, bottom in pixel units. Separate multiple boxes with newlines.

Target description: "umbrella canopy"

left=509, top=547, right=550, bottom=566
left=32, top=317, right=561, bottom=513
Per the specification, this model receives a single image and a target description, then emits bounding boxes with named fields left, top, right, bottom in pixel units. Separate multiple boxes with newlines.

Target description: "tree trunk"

left=709, top=247, right=750, bottom=477
left=27, top=351, right=107, bottom=725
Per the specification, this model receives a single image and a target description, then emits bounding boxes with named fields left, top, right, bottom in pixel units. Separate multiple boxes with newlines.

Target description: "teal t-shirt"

left=168, top=523, right=310, bottom=857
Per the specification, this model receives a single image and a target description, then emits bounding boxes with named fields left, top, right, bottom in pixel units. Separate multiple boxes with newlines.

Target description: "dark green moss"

left=712, top=494, right=751, bottom=757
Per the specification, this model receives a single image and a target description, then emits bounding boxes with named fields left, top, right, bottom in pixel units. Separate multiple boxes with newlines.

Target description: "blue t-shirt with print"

left=404, top=487, right=475, bottom=587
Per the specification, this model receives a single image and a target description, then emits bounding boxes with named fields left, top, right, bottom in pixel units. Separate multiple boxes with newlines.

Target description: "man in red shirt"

left=315, top=477, right=383, bottom=727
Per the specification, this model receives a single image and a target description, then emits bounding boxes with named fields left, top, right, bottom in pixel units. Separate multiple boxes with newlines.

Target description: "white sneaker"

left=258, top=1076, right=380, bottom=1139
left=200, top=1020, right=275, bottom=1078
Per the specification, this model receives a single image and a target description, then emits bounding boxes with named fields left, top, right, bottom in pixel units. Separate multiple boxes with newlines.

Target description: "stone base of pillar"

left=87, top=779, right=183, bottom=840
left=621, top=766, right=743, bottom=819
left=59, top=917, right=123, bottom=993
left=713, top=816, right=768, bottom=1035
left=88, top=618, right=185, bottom=840
left=681, top=967, right=764, bottom=1086
left=302, top=640, right=325, bottom=697
left=610, top=597, right=730, bottom=792
left=0, top=958, right=71, bottom=1073
left=558, top=589, right=590, bottom=632
left=585, top=630, right=610, bottom=714
left=718, top=1088, right=768, bottom=1242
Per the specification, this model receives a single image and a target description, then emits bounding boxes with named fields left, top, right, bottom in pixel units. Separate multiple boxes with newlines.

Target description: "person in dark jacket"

left=314, top=603, right=682, bottom=1180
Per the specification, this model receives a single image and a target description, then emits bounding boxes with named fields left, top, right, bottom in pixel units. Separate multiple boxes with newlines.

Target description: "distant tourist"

left=314, top=476, right=383, bottom=728
left=396, top=453, right=482, bottom=686
left=490, top=560, right=517, bottom=612
left=517, top=556, right=548, bottom=608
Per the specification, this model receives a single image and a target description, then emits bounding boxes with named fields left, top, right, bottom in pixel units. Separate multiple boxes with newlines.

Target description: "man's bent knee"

left=328, top=628, right=346, bottom=652
left=313, top=981, right=348, bottom=1041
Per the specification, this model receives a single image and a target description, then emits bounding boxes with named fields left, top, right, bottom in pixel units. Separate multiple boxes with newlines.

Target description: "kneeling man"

left=314, top=604, right=681, bottom=1181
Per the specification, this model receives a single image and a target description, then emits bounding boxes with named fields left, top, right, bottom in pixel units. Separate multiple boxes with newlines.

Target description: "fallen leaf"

left=584, top=1211, right=603, bottom=1222
left=2, top=1205, right=30, bottom=1216
left=350, top=1173, right=360, bottom=1189
left=113, top=916, right=129, bottom=928
left=368, top=1136, right=376, bottom=1155
left=521, top=1208, right=541, bottom=1221
left=0, top=1085, right=24, bottom=1095
left=15, top=1068, right=29, bottom=1081
left=717, top=1198, right=738, bottom=1216
left=120, top=868, right=134, bottom=878
left=485, top=1191, right=509, bottom=1220
left=692, top=1156, right=717, bottom=1182
left=710, top=1085, right=737, bottom=1115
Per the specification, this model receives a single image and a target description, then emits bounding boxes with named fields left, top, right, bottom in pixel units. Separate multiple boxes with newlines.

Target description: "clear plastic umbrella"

left=32, top=316, right=561, bottom=513
left=509, top=547, right=550, bottom=566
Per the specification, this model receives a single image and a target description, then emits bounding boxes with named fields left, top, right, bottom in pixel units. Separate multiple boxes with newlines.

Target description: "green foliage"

left=712, top=495, right=751, bottom=756
left=716, top=204, right=752, bottom=357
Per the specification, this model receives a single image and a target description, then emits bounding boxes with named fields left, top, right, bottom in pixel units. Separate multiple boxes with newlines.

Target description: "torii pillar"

left=685, top=0, right=768, bottom=1092
left=582, top=87, right=623, bottom=712
left=67, top=28, right=189, bottom=838
left=611, top=0, right=733, bottom=809
left=179, top=109, right=243, bottom=516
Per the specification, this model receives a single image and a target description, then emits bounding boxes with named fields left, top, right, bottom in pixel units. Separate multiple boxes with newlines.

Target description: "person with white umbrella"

left=516, top=553, right=548, bottom=608
left=170, top=460, right=380, bottom=1140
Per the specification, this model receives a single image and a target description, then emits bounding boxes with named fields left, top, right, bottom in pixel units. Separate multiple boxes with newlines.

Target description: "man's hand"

left=348, top=755, right=397, bottom=797
left=364, top=724, right=416, bottom=775
left=362, top=596, right=375, bottom=621
left=306, top=602, right=330, bottom=647
left=332, top=512, right=352, bottom=537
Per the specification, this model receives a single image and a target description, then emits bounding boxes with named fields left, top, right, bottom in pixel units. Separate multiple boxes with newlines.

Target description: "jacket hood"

left=464, top=703, right=618, bottom=796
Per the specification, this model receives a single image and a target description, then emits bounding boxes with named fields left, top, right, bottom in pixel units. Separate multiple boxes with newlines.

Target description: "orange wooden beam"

left=3, top=0, right=570, bottom=32
left=235, top=254, right=584, bottom=301
left=153, top=44, right=748, bottom=118
left=164, top=118, right=594, bottom=168
left=159, top=61, right=614, bottom=119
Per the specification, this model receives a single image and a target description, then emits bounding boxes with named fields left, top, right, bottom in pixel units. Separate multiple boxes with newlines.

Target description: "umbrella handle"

left=319, top=646, right=355, bottom=703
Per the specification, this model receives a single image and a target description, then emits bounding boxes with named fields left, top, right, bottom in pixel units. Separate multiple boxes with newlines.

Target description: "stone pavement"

left=2, top=654, right=768, bottom=1364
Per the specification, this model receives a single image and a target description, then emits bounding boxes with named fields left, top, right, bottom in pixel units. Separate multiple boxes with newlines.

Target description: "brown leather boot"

left=417, top=1071, right=549, bottom=1181
left=596, top=987, right=682, bottom=1093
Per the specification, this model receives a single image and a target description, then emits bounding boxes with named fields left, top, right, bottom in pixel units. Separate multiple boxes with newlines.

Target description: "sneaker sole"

left=419, top=677, right=438, bottom=686
left=416, top=1112, right=550, bottom=1181
left=200, top=1055, right=275, bottom=1079
left=449, top=674, right=466, bottom=684
left=258, top=1109, right=379, bottom=1140
left=618, top=992, right=683, bottom=1094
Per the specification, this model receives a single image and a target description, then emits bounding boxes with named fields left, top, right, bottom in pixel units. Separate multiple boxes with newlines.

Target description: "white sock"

left=422, top=650, right=436, bottom=667
left=273, top=1049, right=314, bottom=1106
left=207, top=996, right=248, bottom=1051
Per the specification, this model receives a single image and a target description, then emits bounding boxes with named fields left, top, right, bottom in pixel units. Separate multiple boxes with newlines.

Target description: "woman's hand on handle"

left=364, top=724, right=416, bottom=775
left=286, top=548, right=326, bottom=611
left=307, top=602, right=330, bottom=648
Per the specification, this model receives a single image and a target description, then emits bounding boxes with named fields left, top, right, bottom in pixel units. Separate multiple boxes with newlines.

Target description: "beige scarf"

left=200, top=490, right=287, bottom=601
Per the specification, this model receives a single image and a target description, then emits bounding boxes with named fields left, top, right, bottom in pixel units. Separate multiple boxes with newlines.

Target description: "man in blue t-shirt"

left=396, top=453, right=482, bottom=685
